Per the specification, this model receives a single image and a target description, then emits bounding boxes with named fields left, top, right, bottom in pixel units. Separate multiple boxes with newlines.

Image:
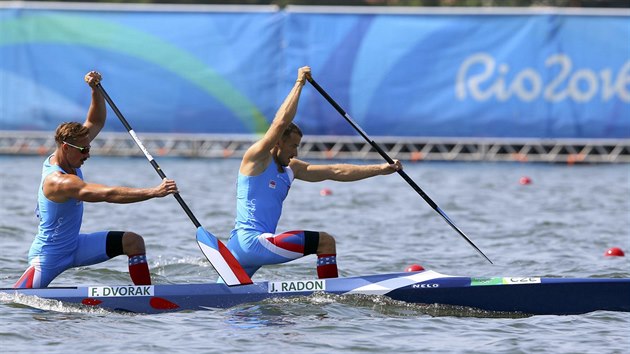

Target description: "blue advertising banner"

left=0, top=5, right=281, bottom=134
left=1, top=4, right=628, bottom=138
left=285, top=7, right=630, bottom=138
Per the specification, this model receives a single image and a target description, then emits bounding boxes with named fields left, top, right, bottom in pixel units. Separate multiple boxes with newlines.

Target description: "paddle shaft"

left=96, top=84, right=201, bottom=229
left=307, top=77, right=493, bottom=264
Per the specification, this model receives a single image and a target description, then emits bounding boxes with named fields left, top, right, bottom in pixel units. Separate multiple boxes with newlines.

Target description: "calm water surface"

left=1, top=155, right=628, bottom=353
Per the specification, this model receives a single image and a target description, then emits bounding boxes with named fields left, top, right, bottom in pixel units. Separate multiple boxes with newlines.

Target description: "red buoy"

left=405, top=264, right=425, bottom=272
left=605, top=247, right=625, bottom=257
left=320, top=188, right=332, bottom=196
left=519, top=176, right=532, bottom=185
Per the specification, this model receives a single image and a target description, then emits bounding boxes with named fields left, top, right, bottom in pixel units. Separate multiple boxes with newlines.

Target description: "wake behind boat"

left=2, top=270, right=629, bottom=315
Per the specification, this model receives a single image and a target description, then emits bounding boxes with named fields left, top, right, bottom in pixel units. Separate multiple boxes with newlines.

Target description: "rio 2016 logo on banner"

left=456, top=53, right=630, bottom=103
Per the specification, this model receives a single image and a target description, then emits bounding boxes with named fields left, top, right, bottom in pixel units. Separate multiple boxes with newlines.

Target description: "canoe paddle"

left=96, top=83, right=253, bottom=285
left=307, top=77, right=493, bottom=264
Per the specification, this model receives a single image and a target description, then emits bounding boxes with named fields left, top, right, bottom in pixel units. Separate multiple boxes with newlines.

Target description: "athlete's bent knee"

left=317, top=232, right=336, bottom=254
left=122, top=232, right=146, bottom=256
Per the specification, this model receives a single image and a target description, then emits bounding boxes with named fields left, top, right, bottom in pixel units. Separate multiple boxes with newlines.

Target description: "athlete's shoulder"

left=241, top=149, right=273, bottom=177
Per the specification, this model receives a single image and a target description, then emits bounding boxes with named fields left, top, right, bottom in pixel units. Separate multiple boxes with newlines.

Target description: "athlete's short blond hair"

left=54, top=122, right=90, bottom=146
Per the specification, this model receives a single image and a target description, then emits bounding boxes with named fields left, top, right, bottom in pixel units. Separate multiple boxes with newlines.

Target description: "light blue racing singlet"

left=232, top=161, right=293, bottom=235
left=28, top=155, right=84, bottom=261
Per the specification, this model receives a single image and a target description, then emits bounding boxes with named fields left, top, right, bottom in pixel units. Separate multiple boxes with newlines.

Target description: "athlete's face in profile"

left=277, top=132, right=301, bottom=166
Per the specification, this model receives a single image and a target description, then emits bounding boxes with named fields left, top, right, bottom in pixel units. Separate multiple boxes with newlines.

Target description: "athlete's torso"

left=29, top=155, right=84, bottom=259
left=232, top=160, right=294, bottom=235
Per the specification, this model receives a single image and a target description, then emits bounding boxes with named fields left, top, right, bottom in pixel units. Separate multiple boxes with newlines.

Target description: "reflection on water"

left=0, top=292, right=114, bottom=316
left=1, top=290, right=531, bottom=322
left=226, top=304, right=298, bottom=329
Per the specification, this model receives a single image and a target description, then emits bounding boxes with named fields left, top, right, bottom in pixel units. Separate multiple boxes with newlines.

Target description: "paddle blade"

left=435, top=207, right=493, bottom=264
left=195, top=227, right=253, bottom=286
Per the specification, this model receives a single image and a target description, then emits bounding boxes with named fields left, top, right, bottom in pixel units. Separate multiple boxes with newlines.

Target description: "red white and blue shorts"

left=227, top=230, right=319, bottom=277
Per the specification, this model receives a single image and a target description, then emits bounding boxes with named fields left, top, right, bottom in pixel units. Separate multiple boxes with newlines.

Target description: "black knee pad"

left=303, top=231, right=320, bottom=255
left=106, top=231, right=125, bottom=258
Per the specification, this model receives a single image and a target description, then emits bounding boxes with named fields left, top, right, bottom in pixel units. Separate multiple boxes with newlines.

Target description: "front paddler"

left=14, top=71, right=178, bottom=288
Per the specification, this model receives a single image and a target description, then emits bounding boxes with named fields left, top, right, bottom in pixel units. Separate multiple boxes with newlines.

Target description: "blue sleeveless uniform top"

left=29, top=155, right=84, bottom=259
left=232, top=161, right=293, bottom=235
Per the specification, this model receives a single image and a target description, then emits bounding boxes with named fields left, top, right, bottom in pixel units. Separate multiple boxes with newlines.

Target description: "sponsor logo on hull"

left=471, top=277, right=541, bottom=286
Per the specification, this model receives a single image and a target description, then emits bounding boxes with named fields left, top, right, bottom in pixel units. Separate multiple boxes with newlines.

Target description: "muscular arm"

left=290, top=158, right=402, bottom=183
left=240, top=67, right=310, bottom=176
left=82, top=71, right=106, bottom=142
left=43, top=173, right=177, bottom=204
